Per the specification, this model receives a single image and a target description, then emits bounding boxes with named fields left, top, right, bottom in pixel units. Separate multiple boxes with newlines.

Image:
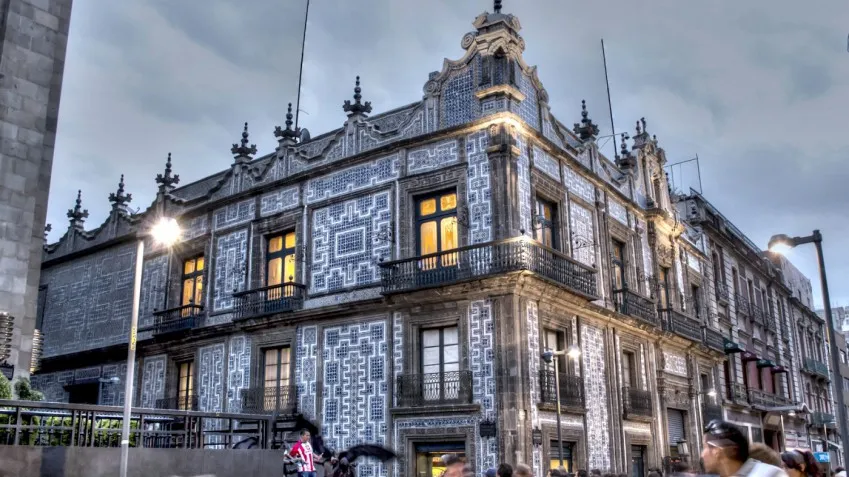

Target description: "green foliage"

left=13, top=377, right=44, bottom=401
left=0, top=373, right=11, bottom=400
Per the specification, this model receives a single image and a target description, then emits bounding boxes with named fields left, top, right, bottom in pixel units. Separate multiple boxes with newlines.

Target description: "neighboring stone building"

left=0, top=0, right=74, bottom=381
left=29, top=2, right=836, bottom=475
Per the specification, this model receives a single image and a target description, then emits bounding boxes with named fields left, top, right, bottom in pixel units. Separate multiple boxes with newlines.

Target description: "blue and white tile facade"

left=310, top=191, right=392, bottom=294
left=582, top=323, right=611, bottom=471
left=569, top=202, right=595, bottom=267
left=213, top=228, right=249, bottom=311
left=322, top=320, right=388, bottom=477
left=440, top=64, right=477, bottom=129
left=305, top=155, right=400, bottom=205
left=516, top=134, right=532, bottom=235
left=392, top=312, right=404, bottom=408
left=183, top=215, right=210, bottom=240
left=407, top=139, right=460, bottom=175
left=516, top=66, right=541, bottom=130
left=227, top=335, right=252, bottom=412
left=469, top=300, right=498, bottom=470
left=198, top=343, right=225, bottom=413
left=527, top=301, right=543, bottom=477
left=608, top=198, right=628, bottom=226
left=532, top=146, right=560, bottom=183
left=213, top=198, right=256, bottom=231
left=260, top=185, right=300, bottom=217
left=139, top=254, right=169, bottom=329
left=140, top=354, right=167, bottom=408
left=465, top=130, right=492, bottom=244
left=564, top=165, right=596, bottom=204
left=295, top=325, right=318, bottom=420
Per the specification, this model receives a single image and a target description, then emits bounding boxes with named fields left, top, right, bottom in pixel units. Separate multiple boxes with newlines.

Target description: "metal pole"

left=554, top=358, right=564, bottom=468
left=601, top=39, right=617, bottom=158
left=294, top=0, right=311, bottom=132
left=814, top=231, right=849, bottom=467
left=120, top=239, right=145, bottom=477
left=780, top=414, right=786, bottom=452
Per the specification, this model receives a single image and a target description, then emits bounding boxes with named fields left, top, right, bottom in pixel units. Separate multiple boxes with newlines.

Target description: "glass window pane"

left=423, top=364, right=440, bottom=375
left=268, top=258, right=283, bottom=286
left=441, top=217, right=458, bottom=251
left=187, top=374, right=194, bottom=394
left=194, top=277, right=203, bottom=305
left=182, top=279, right=194, bottom=306
left=269, top=236, right=283, bottom=253
left=284, top=254, right=296, bottom=283
left=419, top=198, right=437, bottom=216
left=183, top=259, right=195, bottom=275
left=285, top=232, right=296, bottom=250
left=196, top=256, right=204, bottom=271
left=281, top=348, right=291, bottom=365
left=443, top=361, right=460, bottom=373
left=419, top=222, right=437, bottom=255
left=440, top=193, right=457, bottom=211
left=443, top=327, right=459, bottom=345
left=423, top=347, right=441, bottom=366
left=443, top=344, right=459, bottom=364
left=422, top=329, right=440, bottom=347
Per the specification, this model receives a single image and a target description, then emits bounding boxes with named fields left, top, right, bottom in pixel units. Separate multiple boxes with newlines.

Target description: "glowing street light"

left=541, top=344, right=583, bottom=468
left=120, top=217, right=182, bottom=477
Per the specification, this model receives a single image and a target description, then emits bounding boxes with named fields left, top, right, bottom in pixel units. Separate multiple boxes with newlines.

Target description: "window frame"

left=658, top=267, right=671, bottom=310
left=534, top=196, right=559, bottom=250
left=177, top=360, right=195, bottom=410
left=180, top=255, right=205, bottom=307
left=266, top=231, right=297, bottom=286
left=262, top=346, right=292, bottom=390
left=611, top=238, right=627, bottom=292
left=414, top=189, right=459, bottom=267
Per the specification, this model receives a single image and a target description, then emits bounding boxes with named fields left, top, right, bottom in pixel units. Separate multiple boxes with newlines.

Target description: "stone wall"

left=0, top=0, right=73, bottom=379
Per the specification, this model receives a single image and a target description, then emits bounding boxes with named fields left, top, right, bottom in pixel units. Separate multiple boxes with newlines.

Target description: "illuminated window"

left=416, top=191, right=458, bottom=269
left=267, top=232, right=297, bottom=298
left=177, top=361, right=194, bottom=410
left=611, top=240, right=626, bottom=291
left=534, top=197, right=558, bottom=249
left=264, top=347, right=291, bottom=412
left=181, top=256, right=204, bottom=307
left=549, top=441, right=574, bottom=472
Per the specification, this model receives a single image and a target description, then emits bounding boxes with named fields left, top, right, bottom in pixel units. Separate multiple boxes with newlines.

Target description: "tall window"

left=181, top=256, right=204, bottom=307
left=543, top=328, right=567, bottom=373
left=534, top=197, right=558, bottom=250
left=691, top=284, right=701, bottom=318
left=622, top=351, right=637, bottom=388
left=611, top=239, right=627, bottom=291
left=421, top=326, right=460, bottom=401
left=264, top=347, right=291, bottom=388
left=416, top=191, right=458, bottom=268
left=659, top=267, right=671, bottom=310
left=177, top=361, right=194, bottom=410
left=267, top=232, right=297, bottom=298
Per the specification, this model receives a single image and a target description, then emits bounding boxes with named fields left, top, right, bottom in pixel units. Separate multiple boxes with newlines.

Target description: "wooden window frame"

left=266, top=231, right=297, bottom=286
left=180, top=255, right=204, bottom=307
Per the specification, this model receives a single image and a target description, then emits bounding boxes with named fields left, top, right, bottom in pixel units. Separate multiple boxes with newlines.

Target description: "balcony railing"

left=379, top=238, right=598, bottom=299
left=395, top=370, right=473, bottom=407
left=623, top=387, right=652, bottom=418
left=715, top=283, right=730, bottom=303
left=151, top=305, right=205, bottom=335
left=730, top=383, right=749, bottom=404
left=811, top=412, right=836, bottom=428
left=803, top=358, right=830, bottom=380
left=539, top=370, right=585, bottom=409
left=748, top=389, right=791, bottom=408
left=750, top=304, right=767, bottom=326
left=154, top=395, right=199, bottom=411
left=703, top=328, right=725, bottom=353
left=702, top=403, right=723, bottom=424
left=661, top=309, right=703, bottom=342
left=240, top=385, right=298, bottom=415
left=735, top=294, right=750, bottom=316
left=613, top=289, right=658, bottom=327
left=233, top=283, right=306, bottom=321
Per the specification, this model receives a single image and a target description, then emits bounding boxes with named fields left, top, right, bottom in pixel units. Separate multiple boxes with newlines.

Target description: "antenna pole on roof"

left=601, top=39, right=618, bottom=158
left=696, top=153, right=703, bottom=194
left=295, top=0, right=311, bottom=133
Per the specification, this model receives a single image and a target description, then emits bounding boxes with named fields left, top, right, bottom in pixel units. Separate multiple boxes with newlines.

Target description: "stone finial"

left=620, top=133, right=629, bottom=157
left=108, top=174, right=133, bottom=211
left=44, top=223, right=52, bottom=240
left=231, top=122, right=258, bottom=158
left=494, top=0, right=502, bottom=13
left=274, top=103, right=300, bottom=142
left=343, top=76, right=373, bottom=117
left=67, top=190, right=89, bottom=228
left=632, top=116, right=651, bottom=149
left=155, top=152, right=180, bottom=192
left=572, top=99, right=600, bottom=141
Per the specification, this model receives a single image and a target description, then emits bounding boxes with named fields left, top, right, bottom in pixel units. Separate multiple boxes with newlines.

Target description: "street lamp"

left=120, top=217, right=181, bottom=477
left=541, top=344, right=582, bottom=468
left=768, top=230, right=848, bottom=467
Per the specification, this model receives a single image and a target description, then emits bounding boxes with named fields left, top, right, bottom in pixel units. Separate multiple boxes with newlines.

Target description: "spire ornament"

left=155, top=153, right=180, bottom=192
left=231, top=122, right=258, bottom=158
left=342, top=76, right=372, bottom=116
left=274, top=103, right=301, bottom=143
left=66, top=190, right=89, bottom=229
left=108, top=174, right=133, bottom=211
left=632, top=116, right=651, bottom=149
left=572, top=100, right=600, bottom=141
left=494, top=0, right=502, bottom=13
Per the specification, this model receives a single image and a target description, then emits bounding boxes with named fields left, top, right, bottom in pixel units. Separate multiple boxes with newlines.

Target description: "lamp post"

left=541, top=345, right=582, bottom=469
left=120, top=217, right=181, bottom=477
left=768, top=230, right=848, bottom=467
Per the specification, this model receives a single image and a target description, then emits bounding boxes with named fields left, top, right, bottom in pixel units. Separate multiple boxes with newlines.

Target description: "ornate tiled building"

left=31, top=2, right=840, bottom=475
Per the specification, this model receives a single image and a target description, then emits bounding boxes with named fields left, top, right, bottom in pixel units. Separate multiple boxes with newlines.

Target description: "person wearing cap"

left=702, top=420, right=787, bottom=477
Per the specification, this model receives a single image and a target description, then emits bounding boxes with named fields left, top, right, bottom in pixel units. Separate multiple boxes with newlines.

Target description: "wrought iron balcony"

left=703, top=328, right=725, bottom=353
left=155, top=395, right=199, bottom=411
left=240, top=385, right=298, bottom=415
left=379, top=238, right=598, bottom=299
left=735, top=294, right=750, bottom=316
left=661, top=309, right=703, bottom=342
left=395, top=370, right=473, bottom=407
left=750, top=304, right=767, bottom=326
left=730, top=383, right=749, bottom=404
left=622, top=386, right=652, bottom=418
left=803, top=358, right=830, bottom=380
left=811, top=411, right=836, bottom=428
left=539, top=370, right=585, bottom=409
left=748, top=389, right=791, bottom=408
left=151, top=305, right=205, bottom=335
left=702, top=402, right=723, bottom=424
left=715, top=283, right=730, bottom=304
left=233, top=283, right=306, bottom=321
left=613, top=289, right=658, bottom=327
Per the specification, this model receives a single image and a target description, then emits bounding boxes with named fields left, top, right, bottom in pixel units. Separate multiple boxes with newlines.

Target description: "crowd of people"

left=437, top=420, right=845, bottom=477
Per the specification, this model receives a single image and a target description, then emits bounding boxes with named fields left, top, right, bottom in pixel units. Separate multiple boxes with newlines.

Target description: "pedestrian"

left=780, top=450, right=821, bottom=477
left=515, top=464, right=533, bottom=477
left=701, top=420, right=786, bottom=477
left=577, top=470, right=588, bottom=477
left=834, top=467, right=845, bottom=477
left=749, top=444, right=782, bottom=467
left=441, top=455, right=472, bottom=477
left=498, top=464, right=514, bottom=477
left=290, top=429, right=317, bottom=477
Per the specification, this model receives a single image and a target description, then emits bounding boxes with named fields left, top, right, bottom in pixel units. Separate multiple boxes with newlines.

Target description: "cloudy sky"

left=47, top=0, right=848, bottom=309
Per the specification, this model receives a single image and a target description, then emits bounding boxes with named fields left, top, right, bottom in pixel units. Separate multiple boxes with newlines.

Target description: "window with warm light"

left=611, top=239, right=627, bottom=291
left=534, top=197, right=558, bottom=249
left=177, top=360, right=194, bottom=410
left=267, top=232, right=297, bottom=296
left=416, top=191, right=458, bottom=268
left=181, top=257, right=204, bottom=307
